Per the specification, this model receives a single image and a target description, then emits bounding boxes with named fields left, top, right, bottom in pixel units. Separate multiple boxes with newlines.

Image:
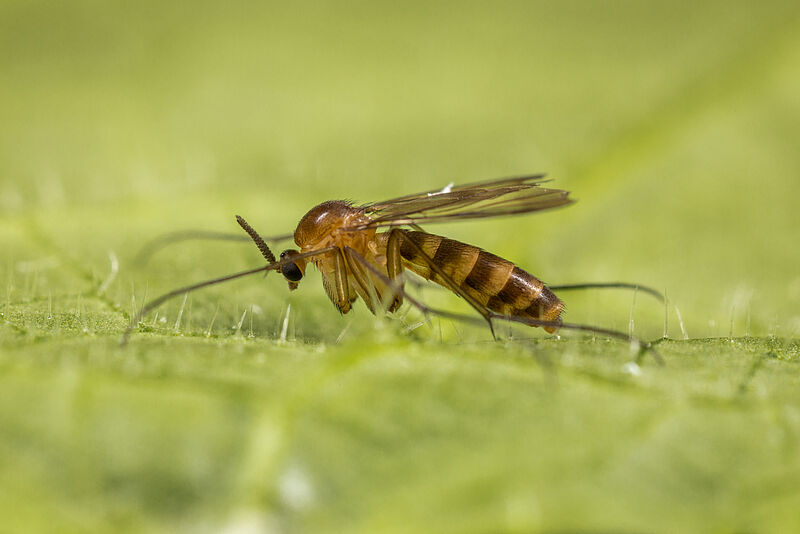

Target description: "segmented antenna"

left=236, top=215, right=277, bottom=263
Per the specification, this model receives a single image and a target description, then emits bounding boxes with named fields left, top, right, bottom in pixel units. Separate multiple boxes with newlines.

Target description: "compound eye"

left=281, top=261, right=303, bottom=282
left=279, top=250, right=304, bottom=282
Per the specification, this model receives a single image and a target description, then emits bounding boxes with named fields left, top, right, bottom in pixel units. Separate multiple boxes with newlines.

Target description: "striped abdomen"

left=395, top=230, right=563, bottom=332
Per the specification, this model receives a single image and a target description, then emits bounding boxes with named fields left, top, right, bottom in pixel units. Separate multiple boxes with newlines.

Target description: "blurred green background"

left=2, top=1, right=799, bottom=532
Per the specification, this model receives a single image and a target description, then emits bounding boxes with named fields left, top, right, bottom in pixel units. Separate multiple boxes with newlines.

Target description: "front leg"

left=319, top=248, right=354, bottom=314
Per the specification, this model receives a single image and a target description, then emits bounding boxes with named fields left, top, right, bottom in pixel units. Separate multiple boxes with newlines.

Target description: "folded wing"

left=353, top=174, right=573, bottom=229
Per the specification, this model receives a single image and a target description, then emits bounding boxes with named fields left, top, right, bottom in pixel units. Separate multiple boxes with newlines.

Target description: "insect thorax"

left=294, top=200, right=373, bottom=251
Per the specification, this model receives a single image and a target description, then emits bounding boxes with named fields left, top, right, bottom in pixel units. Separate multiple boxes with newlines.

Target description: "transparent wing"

left=352, top=174, right=572, bottom=229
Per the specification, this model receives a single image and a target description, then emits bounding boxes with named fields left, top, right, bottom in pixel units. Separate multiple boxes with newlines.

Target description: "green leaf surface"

left=2, top=1, right=799, bottom=532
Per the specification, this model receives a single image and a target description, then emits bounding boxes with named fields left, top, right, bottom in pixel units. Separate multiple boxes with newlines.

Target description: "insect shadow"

left=124, top=175, right=665, bottom=364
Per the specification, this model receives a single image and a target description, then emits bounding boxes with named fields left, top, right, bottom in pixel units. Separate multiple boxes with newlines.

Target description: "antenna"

left=236, top=215, right=277, bottom=263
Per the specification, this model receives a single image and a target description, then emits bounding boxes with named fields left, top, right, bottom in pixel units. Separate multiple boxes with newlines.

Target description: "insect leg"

left=343, top=246, right=405, bottom=314
left=345, top=246, right=459, bottom=326
left=327, top=248, right=354, bottom=314
left=383, top=230, right=407, bottom=311
left=134, top=230, right=293, bottom=265
left=342, top=250, right=380, bottom=313
left=549, top=282, right=664, bottom=303
left=387, top=228, right=497, bottom=339
left=123, top=246, right=338, bottom=344
left=347, top=247, right=662, bottom=364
